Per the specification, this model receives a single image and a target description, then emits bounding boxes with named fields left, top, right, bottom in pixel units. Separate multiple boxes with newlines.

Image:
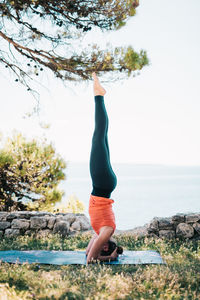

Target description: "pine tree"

left=0, top=0, right=147, bottom=91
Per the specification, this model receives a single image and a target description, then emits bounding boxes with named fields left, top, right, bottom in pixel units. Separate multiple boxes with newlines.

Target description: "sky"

left=0, top=0, right=200, bottom=166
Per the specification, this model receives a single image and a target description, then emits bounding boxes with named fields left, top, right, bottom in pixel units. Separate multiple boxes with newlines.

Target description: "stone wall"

left=0, top=211, right=200, bottom=240
left=0, top=211, right=92, bottom=238
left=147, top=213, right=200, bottom=239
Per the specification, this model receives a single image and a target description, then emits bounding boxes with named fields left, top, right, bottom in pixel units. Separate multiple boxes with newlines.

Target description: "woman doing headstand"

left=86, top=73, right=123, bottom=263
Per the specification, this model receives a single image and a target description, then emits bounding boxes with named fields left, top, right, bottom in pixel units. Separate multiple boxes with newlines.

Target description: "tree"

left=0, top=0, right=147, bottom=92
left=0, top=133, right=66, bottom=211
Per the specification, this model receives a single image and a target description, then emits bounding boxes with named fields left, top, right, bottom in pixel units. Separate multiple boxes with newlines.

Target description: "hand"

left=110, top=248, right=119, bottom=260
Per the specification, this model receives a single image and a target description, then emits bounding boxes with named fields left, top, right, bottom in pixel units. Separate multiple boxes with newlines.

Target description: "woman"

left=86, top=73, right=123, bottom=264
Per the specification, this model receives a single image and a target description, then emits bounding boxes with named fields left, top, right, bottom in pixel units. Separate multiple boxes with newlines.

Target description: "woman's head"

left=100, top=239, right=123, bottom=256
left=101, top=240, right=117, bottom=256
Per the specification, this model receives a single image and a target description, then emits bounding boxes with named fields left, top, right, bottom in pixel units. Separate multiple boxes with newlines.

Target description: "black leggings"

left=90, top=96, right=117, bottom=198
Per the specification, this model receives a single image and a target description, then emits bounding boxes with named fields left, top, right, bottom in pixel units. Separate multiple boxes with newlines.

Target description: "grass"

left=0, top=233, right=200, bottom=299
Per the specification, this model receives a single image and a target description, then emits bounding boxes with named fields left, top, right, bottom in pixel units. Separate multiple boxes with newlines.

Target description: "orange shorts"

left=89, top=194, right=116, bottom=235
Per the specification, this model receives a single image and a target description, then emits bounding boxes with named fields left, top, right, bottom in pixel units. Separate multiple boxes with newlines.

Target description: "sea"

left=60, top=163, right=200, bottom=230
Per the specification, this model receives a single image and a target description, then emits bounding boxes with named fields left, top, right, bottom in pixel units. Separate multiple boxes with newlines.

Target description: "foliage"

left=0, top=234, right=199, bottom=299
left=0, top=0, right=148, bottom=92
left=52, top=194, right=85, bottom=214
left=0, top=133, right=66, bottom=211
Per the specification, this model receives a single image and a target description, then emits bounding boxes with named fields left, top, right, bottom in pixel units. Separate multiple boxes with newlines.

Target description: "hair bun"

left=116, top=246, right=123, bottom=254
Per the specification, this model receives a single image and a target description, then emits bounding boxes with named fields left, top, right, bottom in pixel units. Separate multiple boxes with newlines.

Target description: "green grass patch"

left=0, top=234, right=200, bottom=299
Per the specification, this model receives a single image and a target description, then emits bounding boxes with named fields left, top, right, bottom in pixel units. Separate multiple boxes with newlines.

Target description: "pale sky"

left=0, top=0, right=200, bottom=165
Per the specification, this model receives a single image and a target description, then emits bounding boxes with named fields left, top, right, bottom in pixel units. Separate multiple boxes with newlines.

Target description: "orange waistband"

left=89, top=194, right=114, bottom=208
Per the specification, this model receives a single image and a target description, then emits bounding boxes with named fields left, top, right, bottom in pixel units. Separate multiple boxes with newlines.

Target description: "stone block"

left=158, top=218, right=173, bottom=230
left=57, top=213, right=76, bottom=225
left=76, top=215, right=91, bottom=231
left=0, top=212, right=8, bottom=221
left=30, top=217, right=47, bottom=229
left=193, top=222, right=200, bottom=235
left=70, top=220, right=81, bottom=231
left=0, top=221, right=11, bottom=230
left=6, top=212, right=21, bottom=220
left=53, top=221, right=69, bottom=236
left=176, top=223, right=194, bottom=238
left=147, top=218, right=159, bottom=233
left=172, top=214, right=185, bottom=223
left=11, top=219, right=30, bottom=229
left=185, top=214, right=200, bottom=223
left=6, top=212, right=32, bottom=220
left=7, top=211, right=53, bottom=221
left=37, top=212, right=53, bottom=217
left=159, top=230, right=176, bottom=239
left=4, top=229, right=20, bottom=237
left=47, top=217, right=56, bottom=229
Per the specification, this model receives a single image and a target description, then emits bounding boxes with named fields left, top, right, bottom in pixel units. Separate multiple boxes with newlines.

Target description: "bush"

left=0, top=133, right=66, bottom=211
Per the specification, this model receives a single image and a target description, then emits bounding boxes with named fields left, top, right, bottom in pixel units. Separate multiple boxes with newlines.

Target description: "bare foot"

left=92, top=72, right=106, bottom=96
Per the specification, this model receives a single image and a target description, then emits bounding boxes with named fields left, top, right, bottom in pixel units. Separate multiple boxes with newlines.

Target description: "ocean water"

left=60, top=163, right=200, bottom=230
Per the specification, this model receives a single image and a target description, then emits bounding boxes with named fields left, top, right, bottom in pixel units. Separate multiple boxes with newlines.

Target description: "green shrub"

left=0, top=133, right=66, bottom=211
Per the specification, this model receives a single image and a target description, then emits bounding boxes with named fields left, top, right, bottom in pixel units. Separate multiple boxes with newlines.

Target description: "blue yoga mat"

left=0, top=250, right=165, bottom=265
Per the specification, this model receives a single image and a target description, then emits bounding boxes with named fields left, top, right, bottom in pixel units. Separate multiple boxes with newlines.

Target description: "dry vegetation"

left=0, top=233, right=200, bottom=299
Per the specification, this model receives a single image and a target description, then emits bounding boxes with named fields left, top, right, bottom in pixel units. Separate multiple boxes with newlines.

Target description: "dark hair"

left=100, top=241, right=124, bottom=256
left=100, top=240, right=117, bottom=256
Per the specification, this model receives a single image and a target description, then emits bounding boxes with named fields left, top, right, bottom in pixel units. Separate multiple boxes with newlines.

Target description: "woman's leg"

left=90, top=89, right=117, bottom=198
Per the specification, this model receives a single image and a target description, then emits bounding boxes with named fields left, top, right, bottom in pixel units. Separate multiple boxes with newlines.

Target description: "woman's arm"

left=86, top=234, right=98, bottom=256
left=97, top=248, right=119, bottom=262
left=86, top=226, right=114, bottom=264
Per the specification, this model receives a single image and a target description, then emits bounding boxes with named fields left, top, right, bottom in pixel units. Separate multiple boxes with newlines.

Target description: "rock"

left=0, top=221, right=11, bottom=230
left=159, top=230, right=176, bottom=239
left=53, top=221, right=69, bottom=236
left=11, top=219, right=30, bottom=230
left=47, top=217, right=56, bottom=229
left=172, top=214, right=185, bottom=223
left=7, top=211, right=53, bottom=220
left=71, top=220, right=81, bottom=231
left=185, top=214, right=200, bottom=223
left=148, top=218, right=159, bottom=233
left=176, top=223, right=194, bottom=238
left=30, top=217, right=47, bottom=229
left=56, top=213, right=76, bottom=225
left=0, top=212, right=8, bottom=221
left=4, top=229, right=20, bottom=237
left=0, top=230, right=3, bottom=238
left=6, top=212, right=33, bottom=220
left=158, top=218, right=173, bottom=230
left=56, top=214, right=76, bottom=226
left=193, top=222, right=200, bottom=234
left=6, top=212, right=21, bottom=220
left=76, top=215, right=91, bottom=231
